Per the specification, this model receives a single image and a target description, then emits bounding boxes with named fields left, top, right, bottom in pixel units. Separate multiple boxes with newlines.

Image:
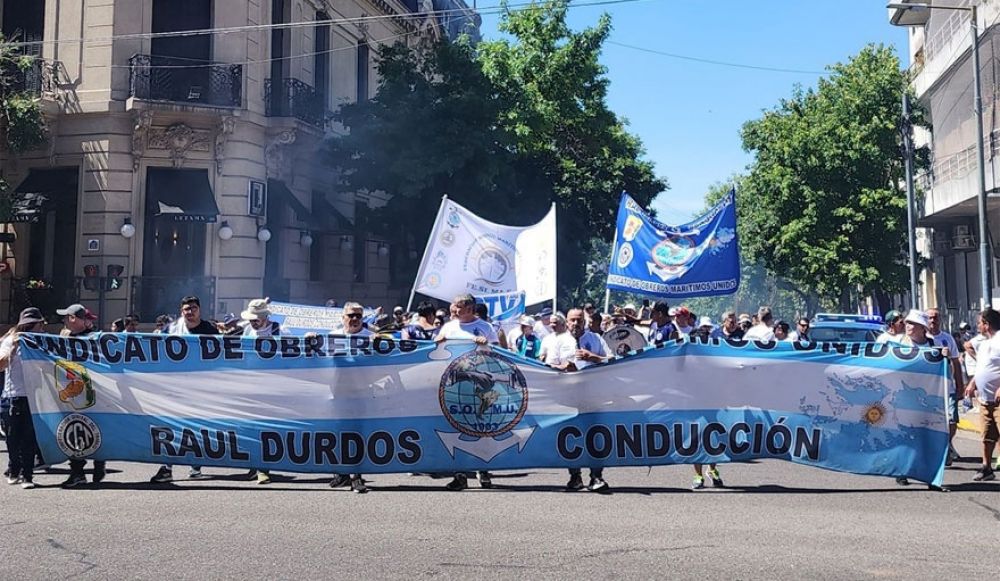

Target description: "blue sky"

left=479, top=0, right=908, bottom=223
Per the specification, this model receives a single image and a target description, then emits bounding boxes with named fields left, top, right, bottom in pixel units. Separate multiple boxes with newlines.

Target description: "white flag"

left=413, top=197, right=556, bottom=306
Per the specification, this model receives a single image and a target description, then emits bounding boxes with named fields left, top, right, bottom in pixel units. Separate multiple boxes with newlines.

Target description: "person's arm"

left=0, top=334, right=16, bottom=371
left=497, top=328, right=508, bottom=350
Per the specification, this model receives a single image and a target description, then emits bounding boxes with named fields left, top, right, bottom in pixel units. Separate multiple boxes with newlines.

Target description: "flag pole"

left=406, top=195, right=448, bottom=312
left=551, top=202, right=557, bottom=313
left=604, top=191, right=626, bottom=313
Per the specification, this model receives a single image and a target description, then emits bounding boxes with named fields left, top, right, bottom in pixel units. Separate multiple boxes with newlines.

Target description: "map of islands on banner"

left=607, top=190, right=740, bottom=298
left=413, top=197, right=556, bottom=306
left=20, top=333, right=951, bottom=486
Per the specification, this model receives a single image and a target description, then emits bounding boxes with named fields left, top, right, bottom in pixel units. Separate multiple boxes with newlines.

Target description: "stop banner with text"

left=20, top=333, right=950, bottom=486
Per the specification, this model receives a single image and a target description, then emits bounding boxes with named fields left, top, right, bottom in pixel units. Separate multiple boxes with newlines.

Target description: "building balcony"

left=129, top=54, right=242, bottom=109
left=264, top=78, right=327, bottom=128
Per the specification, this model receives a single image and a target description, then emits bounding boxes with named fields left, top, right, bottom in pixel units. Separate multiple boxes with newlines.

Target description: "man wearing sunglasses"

left=875, top=310, right=904, bottom=344
left=328, top=302, right=371, bottom=493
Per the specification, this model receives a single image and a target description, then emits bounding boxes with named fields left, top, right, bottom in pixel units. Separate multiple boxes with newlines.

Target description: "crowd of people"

left=1, top=293, right=997, bottom=493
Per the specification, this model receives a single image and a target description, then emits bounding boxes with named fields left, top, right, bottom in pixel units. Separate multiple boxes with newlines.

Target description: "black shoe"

left=927, top=483, right=950, bottom=492
left=565, top=473, right=585, bottom=491
left=244, top=469, right=258, bottom=481
left=61, top=474, right=87, bottom=488
left=92, top=467, right=106, bottom=484
left=445, top=474, right=468, bottom=491
left=149, top=466, right=173, bottom=483
left=350, top=475, right=368, bottom=494
left=973, top=468, right=996, bottom=482
left=477, top=471, right=493, bottom=489
left=895, top=477, right=910, bottom=486
left=587, top=477, right=610, bottom=493
left=329, top=474, right=350, bottom=488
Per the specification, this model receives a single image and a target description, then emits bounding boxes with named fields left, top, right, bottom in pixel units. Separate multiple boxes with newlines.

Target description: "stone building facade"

left=0, top=0, right=477, bottom=326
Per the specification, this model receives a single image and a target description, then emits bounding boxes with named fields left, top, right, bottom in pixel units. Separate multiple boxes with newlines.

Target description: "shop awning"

left=147, top=167, right=220, bottom=223
left=5, top=167, right=79, bottom=223
left=267, top=179, right=323, bottom=229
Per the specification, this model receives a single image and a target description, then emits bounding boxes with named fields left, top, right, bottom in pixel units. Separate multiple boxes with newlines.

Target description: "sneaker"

left=445, top=474, right=468, bottom=491
left=707, top=467, right=724, bottom=488
left=150, top=466, right=173, bottom=483
left=350, top=475, right=368, bottom=494
left=948, top=445, right=960, bottom=462
left=20, top=480, right=35, bottom=490
left=188, top=468, right=208, bottom=480
left=973, top=468, right=996, bottom=482
left=565, top=473, right=585, bottom=491
left=256, top=471, right=271, bottom=485
left=895, top=477, right=910, bottom=486
left=329, top=474, right=350, bottom=488
left=61, top=474, right=87, bottom=489
left=692, top=476, right=705, bottom=490
left=7, top=476, right=22, bottom=485
left=587, top=477, right=610, bottom=492
left=92, top=467, right=106, bottom=484
left=244, top=469, right=258, bottom=481
left=477, top=471, right=493, bottom=489
left=927, top=483, right=950, bottom=492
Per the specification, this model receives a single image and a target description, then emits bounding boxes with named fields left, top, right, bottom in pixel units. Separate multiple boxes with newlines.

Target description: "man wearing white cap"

left=241, top=298, right=286, bottom=339
left=511, top=316, right=542, bottom=359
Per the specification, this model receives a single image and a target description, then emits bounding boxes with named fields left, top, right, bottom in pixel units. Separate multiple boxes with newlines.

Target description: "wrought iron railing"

left=264, top=78, right=327, bottom=128
left=129, top=54, right=242, bottom=108
left=130, top=275, right=216, bottom=321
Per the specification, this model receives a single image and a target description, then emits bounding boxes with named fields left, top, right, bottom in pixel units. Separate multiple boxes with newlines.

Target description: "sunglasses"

left=345, top=313, right=363, bottom=319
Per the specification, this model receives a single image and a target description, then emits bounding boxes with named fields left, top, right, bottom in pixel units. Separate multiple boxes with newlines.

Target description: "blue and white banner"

left=413, top=197, right=556, bottom=306
left=607, top=191, right=740, bottom=298
left=268, top=302, right=379, bottom=334
left=21, top=334, right=949, bottom=485
left=475, top=291, right=526, bottom=324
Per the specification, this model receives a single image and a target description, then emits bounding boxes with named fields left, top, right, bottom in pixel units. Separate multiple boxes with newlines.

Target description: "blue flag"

left=606, top=190, right=740, bottom=298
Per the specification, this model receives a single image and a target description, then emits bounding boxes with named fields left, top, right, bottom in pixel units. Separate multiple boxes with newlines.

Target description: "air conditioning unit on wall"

left=953, top=235, right=976, bottom=250
left=954, top=224, right=972, bottom=237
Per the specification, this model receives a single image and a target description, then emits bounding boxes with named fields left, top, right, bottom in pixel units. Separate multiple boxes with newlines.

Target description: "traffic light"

left=106, top=264, right=125, bottom=291
left=83, top=264, right=99, bottom=292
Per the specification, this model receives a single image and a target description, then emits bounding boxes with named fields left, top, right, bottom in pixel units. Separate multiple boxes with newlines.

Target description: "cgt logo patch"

left=55, top=414, right=102, bottom=459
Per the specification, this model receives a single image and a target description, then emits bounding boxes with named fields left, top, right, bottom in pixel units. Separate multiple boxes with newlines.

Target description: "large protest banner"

left=22, top=334, right=949, bottom=485
left=607, top=190, right=740, bottom=298
left=412, top=196, right=556, bottom=307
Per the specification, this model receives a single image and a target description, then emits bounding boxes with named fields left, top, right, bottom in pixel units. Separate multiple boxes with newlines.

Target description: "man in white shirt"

left=241, top=298, right=288, bottom=339
left=563, top=308, right=611, bottom=492
left=538, top=313, right=576, bottom=370
left=967, top=308, right=1000, bottom=481
left=875, top=310, right=904, bottom=344
left=926, top=308, right=966, bottom=463
left=743, top=306, right=776, bottom=342
left=434, top=294, right=498, bottom=491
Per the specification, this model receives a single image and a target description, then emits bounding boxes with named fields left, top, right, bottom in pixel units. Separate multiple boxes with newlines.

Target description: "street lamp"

left=889, top=2, right=992, bottom=307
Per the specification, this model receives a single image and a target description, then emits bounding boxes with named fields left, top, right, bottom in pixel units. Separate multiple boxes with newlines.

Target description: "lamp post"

left=889, top=2, right=992, bottom=307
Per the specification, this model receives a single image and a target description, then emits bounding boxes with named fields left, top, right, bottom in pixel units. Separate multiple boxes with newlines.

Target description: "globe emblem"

left=475, top=248, right=509, bottom=285
left=439, top=351, right=528, bottom=438
left=652, top=236, right=696, bottom=267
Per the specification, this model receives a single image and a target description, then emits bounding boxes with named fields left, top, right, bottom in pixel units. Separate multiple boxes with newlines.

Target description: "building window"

left=315, top=12, right=330, bottom=106
left=357, top=40, right=369, bottom=102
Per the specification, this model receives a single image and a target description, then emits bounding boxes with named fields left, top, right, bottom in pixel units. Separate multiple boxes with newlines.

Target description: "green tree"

left=325, top=1, right=665, bottom=303
left=739, top=44, right=916, bottom=313
left=0, top=35, right=48, bottom=218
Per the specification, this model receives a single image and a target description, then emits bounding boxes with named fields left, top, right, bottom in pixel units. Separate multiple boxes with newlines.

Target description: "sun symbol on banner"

left=862, top=403, right=887, bottom=426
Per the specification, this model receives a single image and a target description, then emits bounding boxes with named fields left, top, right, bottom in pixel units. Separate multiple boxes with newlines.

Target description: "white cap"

left=904, top=309, right=929, bottom=329
left=519, top=315, right=536, bottom=327
left=698, top=316, right=715, bottom=329
left=623, top=303, right=637, bottom=313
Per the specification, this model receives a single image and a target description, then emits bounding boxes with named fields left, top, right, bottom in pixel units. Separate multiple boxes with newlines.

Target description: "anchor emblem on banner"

left=436, top=349, right=535, bottom=461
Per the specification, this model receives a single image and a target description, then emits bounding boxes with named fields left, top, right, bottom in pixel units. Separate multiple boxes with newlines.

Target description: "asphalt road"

left=1, top=432, right=997, bottom=580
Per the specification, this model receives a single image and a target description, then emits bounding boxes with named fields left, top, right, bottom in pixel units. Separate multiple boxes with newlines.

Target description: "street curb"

left=957, top=417, right=980, bottom=433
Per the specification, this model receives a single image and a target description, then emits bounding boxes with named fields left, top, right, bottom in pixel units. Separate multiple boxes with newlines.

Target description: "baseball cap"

left=959, top=321, right=971, bottom=330
left=904, top=309, right=929, bottom=329
left=738, top=314, right=752, bottom=324
left=668, top=307, right=678, bottom=317
left=698, top=316, right=715, bottom=329
left=884, top=310, right=902, bottom=323
left=675, top=306, right=691, bottom=317
left=56, top=303, right=97, bottom=320
left=393, top=306, right=404, bottom=314
left=17, top=307, right=45, bottom=327
left=519, top=315, right=536, bottom=327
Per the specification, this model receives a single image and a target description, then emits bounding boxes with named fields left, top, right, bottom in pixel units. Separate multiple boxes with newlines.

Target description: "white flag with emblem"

left=413, top=196, right=556, bottom=306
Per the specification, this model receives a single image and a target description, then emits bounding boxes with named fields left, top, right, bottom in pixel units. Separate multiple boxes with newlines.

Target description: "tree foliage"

left=739, top=44, right=917, bottom=313
left=326, top=0, right=665, bottom=303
